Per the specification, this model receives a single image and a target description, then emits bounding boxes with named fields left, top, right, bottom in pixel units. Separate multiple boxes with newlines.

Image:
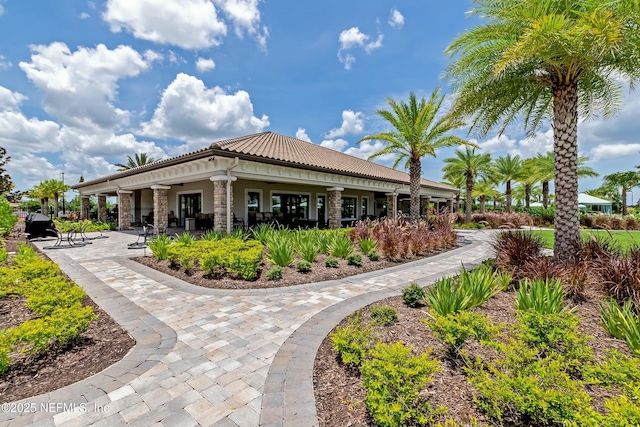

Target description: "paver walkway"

left=1, top=229, right=497, bottom=427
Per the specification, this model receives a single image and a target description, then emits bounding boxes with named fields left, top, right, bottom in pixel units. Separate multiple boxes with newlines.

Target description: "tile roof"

left=211, top=132, right=456, bottom=191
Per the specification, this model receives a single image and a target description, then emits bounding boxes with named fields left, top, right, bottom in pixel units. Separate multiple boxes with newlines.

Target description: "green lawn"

left=530, top=229, right=640, bottom=251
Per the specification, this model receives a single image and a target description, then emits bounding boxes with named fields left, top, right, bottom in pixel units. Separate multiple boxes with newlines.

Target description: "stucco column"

left=211, top=175, right=237, bottom=233
left=327, top=187, right=344, bottom=229
left=386, top=193, right=397, bottom=219
left=97, top=195, right=107, bottom=223
left=151, top=185, right=170, bottom=232
left=80, top=196, right=90, bottom=220
left=421, top=196, right=431, bottom=219
left=117, top=190, right=132, bottom=230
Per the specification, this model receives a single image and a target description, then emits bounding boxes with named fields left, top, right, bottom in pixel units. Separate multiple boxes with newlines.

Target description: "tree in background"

left=360, top=89, right=469, bottom=222
left=0, top=147, right=15, bottom=196
left=602, top=171, right=640, bottom=216
left=494, top=154, right=524, bottom=213
left=442, top=147, right=493, bottom=223
left=114, top=153, right=158, bottom=171
left=473, top=177, right=500, bottom=213
left=445, top=0, right=640, bottom=261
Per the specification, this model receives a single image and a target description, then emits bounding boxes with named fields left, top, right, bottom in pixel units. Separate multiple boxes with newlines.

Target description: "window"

left=341, top=197, right=357, bottom=219
left=248, top=191, right=260, bottom=213
left=361, top=196, right=368, bottom=218
left=272, top=194, right=310, bottom=220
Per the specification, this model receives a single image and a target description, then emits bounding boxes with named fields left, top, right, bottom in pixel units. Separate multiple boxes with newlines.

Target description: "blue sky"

left=0, top=0, right=638, bottom=201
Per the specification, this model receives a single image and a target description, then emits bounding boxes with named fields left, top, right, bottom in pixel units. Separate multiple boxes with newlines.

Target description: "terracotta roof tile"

left=211, top=132, right=455, bottom=191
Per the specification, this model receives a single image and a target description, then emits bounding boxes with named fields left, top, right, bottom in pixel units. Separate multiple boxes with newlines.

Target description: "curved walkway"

left=0, top=229, right=496, bottom=427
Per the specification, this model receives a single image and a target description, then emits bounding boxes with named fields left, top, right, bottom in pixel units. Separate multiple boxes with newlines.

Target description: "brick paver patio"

left=0, top=229, right=496, bottom=427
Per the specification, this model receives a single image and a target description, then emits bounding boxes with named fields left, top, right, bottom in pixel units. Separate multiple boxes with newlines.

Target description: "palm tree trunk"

left=525, top=183, right=531, bottom=209
left=622, top=187, right=628, bottom=216
left=505, top=180, right=512, bottom=213
left=54, top=195, right=59, bottom=218
left=409, top=156, right=421, bottom=223
left=465, top=173, right=473, bottom=223
left=542, top=181, right=549, bottom=209
left=552, top=82, right=580, bottom=262
left=43, top=198, right=49, bottom=217
left=480, top=196, right=486, bottom=213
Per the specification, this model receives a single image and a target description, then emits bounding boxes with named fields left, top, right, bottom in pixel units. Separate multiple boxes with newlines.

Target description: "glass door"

left=317, top=195, right=326, bottom=227
left=178, top=193, right=201, bottom=226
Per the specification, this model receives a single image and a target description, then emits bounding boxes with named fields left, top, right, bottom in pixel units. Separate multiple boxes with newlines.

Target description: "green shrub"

left=251, top=223, right=275, bottom=244
left=368, top=250, right=380, bottom=261
left=200, top=238, right=264, bottom=280
left=267, top=236, right=295, bottom=267
left=359, top=237, right=378, bottom=256
left=425, top=277, right=471, bottom=316
left=0, top=247, right=7, bottom=264
left=347, top=254, right=362, bottom=266
left=325, top=257, right=339, bottom=268
left=148, top=234, right=172, bottom=260
left=174, top=231, right=194, bottom=245
left=600, top=298, right=640, bottom=356
left=329, top=234, right=354, bottom=258
left=459, top=264, right=510, bottom=309
left=425, top=311, right=499, bottom=358
left=361, top=342, right=444, bottom=427
left=402, top=282, right=426, bottom=308
left=370, top=305, right=398, bottom=326
left=266, top=265, right=283, bottom=281
left=514, top=309, right=592, bottom=368
left=0, top=196, right=18, bottom=237
left=516, top=278, right=565, bottom=314
left=296, top=260, right=311, bottom=273
left=330, top=312, right=377, bottom=366
left=295, top=234, right=320, bottom=263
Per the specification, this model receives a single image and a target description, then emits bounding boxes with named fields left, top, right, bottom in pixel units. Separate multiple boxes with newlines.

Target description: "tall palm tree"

left=473, top=178, right=500, bottom=213
left=442, top=147, right=493, bottom=223
left=359, top=89, right=469, bottom=222
left=27, top=184, right=48, bottom=215
left=519, top=158, right=539, bottom=209
left=114, top=153, right=158, bottom=171
left=602, top=171, right=640, bottom=216
left=442, top=174, right=465, bottom=214
left=513, top=182, right=541, bottom=207
left=530, top=152, right=599, bottom=209
left=493, top=154, right=524, bottom=213
left=445, top=0, right=640, bottom=261
left=39, top=179, right=70, bottom=218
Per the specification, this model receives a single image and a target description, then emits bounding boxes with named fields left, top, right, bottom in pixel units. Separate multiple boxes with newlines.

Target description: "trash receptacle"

left=185, top=218, right=195, bottom=231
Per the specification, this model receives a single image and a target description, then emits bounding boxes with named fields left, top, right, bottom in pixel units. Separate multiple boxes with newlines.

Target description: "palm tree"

left=513, top=182, right=541, bottom=207
left=473, top=178, right=500, bottom=213
left=442, top=147, right=493, bottom=223
left=37, top=179, right=70, bottom=218
left=359, top=89, right=469, bottom=222
left=529, top=153, right=599, bottom=209
left=27, top=184, right=48, bottom=215
left=445, top=0, right=640, bottom=261
left=602, top=171, right=640, bottom=216
left=519, top=158, right=539, bottom=209
left=114, top=153, right=158, bottom=171
left=442, top=174, right=465, bottom=214
left=493, top=154, right=524, bottom=213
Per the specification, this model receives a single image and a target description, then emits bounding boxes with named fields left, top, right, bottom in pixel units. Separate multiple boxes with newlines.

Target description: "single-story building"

left=72, top=132, right=460, bottom=232
left=578, top=193, right=613, bottom=214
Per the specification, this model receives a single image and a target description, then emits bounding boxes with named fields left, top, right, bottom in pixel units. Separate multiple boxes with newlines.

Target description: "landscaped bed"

left=314, top=231, right=640, bottom=426
left=0, top=216, right=134, bottom=403
left=134, top=216, right=460, bottom=289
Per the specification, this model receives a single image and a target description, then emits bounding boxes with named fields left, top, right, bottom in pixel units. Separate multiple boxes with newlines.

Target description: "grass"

left=530, top=229, right=640, bottom=252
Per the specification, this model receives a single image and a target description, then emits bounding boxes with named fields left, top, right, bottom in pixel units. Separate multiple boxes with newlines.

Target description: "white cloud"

left=196, top=57, right=216, bottom=73
left=295, top=128, right=311, bottom=142
left=6, top=154, right=61, bottom=189
left=140, top=73, right=269, bottom=146
left=589, top=143, right=640, bottom=161
left=0, top=86, right=60, bottom=154
left=103, top=0, right=227, bottom=49
left=337, top=27, right=384, bottom=69
left=80, top=12, right=90, bottom=19
left=477, top=134, right=517, bottom=154
left=57, top=127, right=167, bottom=159
left=19, top=42, right=157, bottom=130
left=388, top=9, right=404, bottom=28
left=0, top=55, right=12, bottom=70
left=213, top=0, right=269, bottom=49
left=325, top=110, right=364, bottom=138
left=60, top=150, right=120, bottom=183
left=0, top=2, right=4, bottom=16
left=320, top=138, right=349, bottom=152
left=345, top=140, right=394, bottom=161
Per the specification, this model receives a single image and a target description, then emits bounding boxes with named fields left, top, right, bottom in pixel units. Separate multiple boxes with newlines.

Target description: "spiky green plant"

left=600, top=298, right=640, bottom=356
left=516, top=278, right=565, bottom=314
left=148, top=234, right=172, bottom=260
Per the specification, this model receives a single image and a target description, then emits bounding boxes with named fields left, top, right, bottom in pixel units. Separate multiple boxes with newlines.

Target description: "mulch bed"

left=0, top=220, right=135, bottom=403
left=313, top=288, right=632, bottom=426
left=132, top=244, right=460, bottom=290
